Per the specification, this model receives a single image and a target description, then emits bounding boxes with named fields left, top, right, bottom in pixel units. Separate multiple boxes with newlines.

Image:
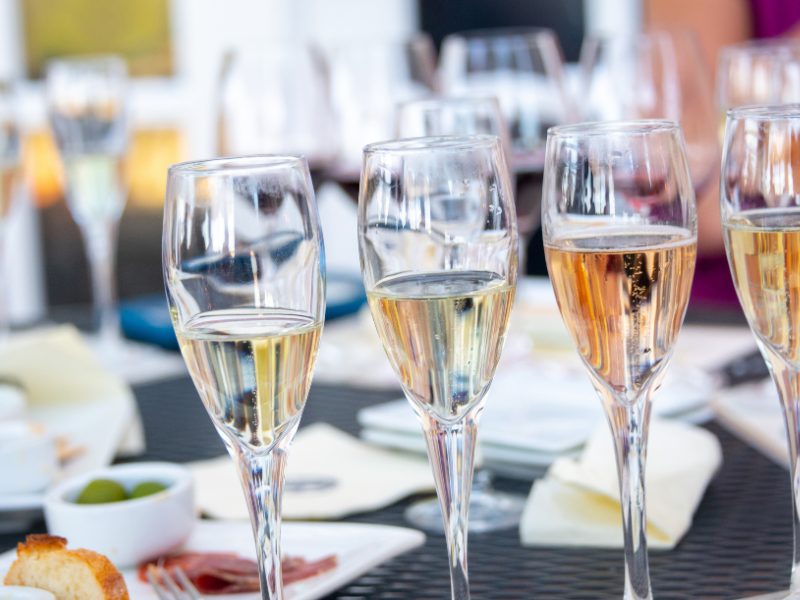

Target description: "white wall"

left=584, top=0, right=643, bottom=37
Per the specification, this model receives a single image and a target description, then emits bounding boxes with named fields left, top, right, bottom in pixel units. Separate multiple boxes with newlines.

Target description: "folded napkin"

left=0, top=326, right=131, bottom=408
left=190, top=423, right=434, bottom=520
left=0, top=325, right=144, bottom=467
left=520, top=418, right=722, bottom=550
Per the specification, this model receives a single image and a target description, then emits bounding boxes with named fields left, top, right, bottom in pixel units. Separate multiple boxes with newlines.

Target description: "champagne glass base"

left=405, top=489, right=526, bottom=534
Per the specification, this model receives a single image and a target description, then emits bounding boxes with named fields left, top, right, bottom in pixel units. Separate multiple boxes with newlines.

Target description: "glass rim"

left=397, top=95, right=501, bottom=111
left=547, top=119, right=680, bottom=139
left=719, top=38, right=800, bottom=58
left=168, top=154, right=308, bottom=176
left=726, top=103, right=800, bottom=120
left=363, top=134, right=501, bottom=155
left=443, top=26, right=556, bottom=44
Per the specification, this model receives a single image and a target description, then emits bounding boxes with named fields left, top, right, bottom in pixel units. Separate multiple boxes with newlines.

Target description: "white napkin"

left=190, top=423, right=434, bottom=520
left=0, top=326, right=132, bottom=408
left=520, top=418, right=722, bottom=550
left=0, top=325, right=144, bottom=459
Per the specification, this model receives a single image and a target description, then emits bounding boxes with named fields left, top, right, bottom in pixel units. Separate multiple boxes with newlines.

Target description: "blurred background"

left=0, top=0, right=794, bottom=324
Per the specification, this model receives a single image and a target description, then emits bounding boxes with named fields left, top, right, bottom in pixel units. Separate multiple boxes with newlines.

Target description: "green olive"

left=130, top=481, right=168, bottom=499
left=75, top=479, right=128, bottom=504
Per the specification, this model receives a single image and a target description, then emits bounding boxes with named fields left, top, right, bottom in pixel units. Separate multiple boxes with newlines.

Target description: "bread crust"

left=5, top=534, right=129, bottom=600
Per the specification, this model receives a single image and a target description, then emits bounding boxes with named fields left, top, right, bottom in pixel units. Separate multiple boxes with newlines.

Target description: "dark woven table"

left=0, top=377, right=790, bottom=598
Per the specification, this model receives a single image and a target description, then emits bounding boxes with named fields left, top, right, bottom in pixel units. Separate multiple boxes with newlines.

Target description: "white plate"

left=358, top=365, right=714, bottom=469
left=0, top=389, right=135, bottom=516
left=0, top=520, right=425, bottom=600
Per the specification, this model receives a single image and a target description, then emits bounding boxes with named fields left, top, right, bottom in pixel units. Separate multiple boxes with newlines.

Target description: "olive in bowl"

left=43, top=462, right=195, bottom=568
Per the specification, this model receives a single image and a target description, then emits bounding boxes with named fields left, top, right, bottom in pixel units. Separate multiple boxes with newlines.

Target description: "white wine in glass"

left=543, top=120, right=697, bottom=600
left=722, top=105, right=800, bottom=599
left=359, top=135, right=517, bottom=600
left=164, top=156, right=325, bottom=600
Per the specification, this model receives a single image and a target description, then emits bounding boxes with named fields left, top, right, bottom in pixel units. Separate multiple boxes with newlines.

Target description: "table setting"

left=2, top=11, right=800, bottom=600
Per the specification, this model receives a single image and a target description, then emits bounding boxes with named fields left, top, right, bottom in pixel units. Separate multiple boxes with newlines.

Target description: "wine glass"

left=543, top=120, right=697, bottom=600
left=716, top=41, right=800, bottom=139
left=216, top=43, right=336, bottom=176
left=0, top=81, right=20, bottom=335
left=359, top=135, right=517, bottom=599
left=439, top=28, right=575, bottom=272
left=394, top=96, right=525, bottom=533
left=164, top=155, right=325, bottom=600
left=46, top=55, right=128, bottom=349
left=581, top=30, right=719, bottom=197
left=721, top=105, right=800, bottom=599
left=326, top=34, right=437, bottom=200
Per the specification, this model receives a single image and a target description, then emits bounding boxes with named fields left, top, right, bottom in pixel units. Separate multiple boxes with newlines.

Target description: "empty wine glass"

left=439, top=28, right=575, bottom=166
left=46, top=55, right=128, bottom=349
left=721, top=105, right=800, bottom=600
left=216, top=43, right=335, bottom=173
left=326, top=34, right=437, bottom=200
left=716, top=40, right=800, bottom=138
left=439, top=28, right=575, bottom=272
left=164, top=155, right=325, bottom=600
left=581, top=30, right=719, bottom=197
left=543, top=121, right=697, bottom=599
left=0, top=81, right=20, bottom=335
left=359, top=135, right=517, bottom=599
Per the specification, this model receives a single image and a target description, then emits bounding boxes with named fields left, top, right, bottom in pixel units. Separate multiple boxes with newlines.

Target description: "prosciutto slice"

left=139, top=551, right=338, bottom=594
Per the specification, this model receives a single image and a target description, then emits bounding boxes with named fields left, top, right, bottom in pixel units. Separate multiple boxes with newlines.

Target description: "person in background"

left=645, top=0, right=800, bottom=311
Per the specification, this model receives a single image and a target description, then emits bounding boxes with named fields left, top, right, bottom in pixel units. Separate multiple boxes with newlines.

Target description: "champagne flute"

left=165, top=155, right=324, bottom=599
left=581, top=30, right=719, bottom=197
left=394, top=97, right=526, bottom=533
left=543, top=120, right=697, bottom=600
left=722, top=105, right=800, bottom=599
left=0, top=81, right=20, bottom=335
left=359, top=135, right=517, bottom=599
left=46, top=56, right=128, bottom=349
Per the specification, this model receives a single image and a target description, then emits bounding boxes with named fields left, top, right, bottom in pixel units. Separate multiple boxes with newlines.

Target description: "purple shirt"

left=750, top=0, right=800, bottom=38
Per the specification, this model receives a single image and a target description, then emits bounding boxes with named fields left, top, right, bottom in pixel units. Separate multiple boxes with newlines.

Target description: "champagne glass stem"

left=421, top=410, right=478, bottom=600
left=605, top=396, right=653, bottom=600
left=763, top=349, right=800, bottom=593
left=81, top=221, right=120, bottom=346
left=232, top=428, right=295, bottom=600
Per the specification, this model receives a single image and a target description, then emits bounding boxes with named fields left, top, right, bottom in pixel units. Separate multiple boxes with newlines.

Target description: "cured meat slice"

left=139, top=552, right=337, bottom=595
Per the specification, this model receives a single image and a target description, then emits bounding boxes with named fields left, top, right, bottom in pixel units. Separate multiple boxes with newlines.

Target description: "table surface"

left=0, top=376, right=792, bottom=599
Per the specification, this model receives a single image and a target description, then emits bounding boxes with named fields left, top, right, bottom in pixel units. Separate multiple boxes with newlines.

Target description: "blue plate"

left=120, top=271, right=366, bottom=350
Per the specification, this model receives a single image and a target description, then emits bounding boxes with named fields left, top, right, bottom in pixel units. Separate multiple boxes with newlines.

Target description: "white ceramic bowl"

left=43, top=462, right=195, bottom=568
left=0, top=422, right=57, bottom=495
left=0, top=587, right=56, bottom=600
